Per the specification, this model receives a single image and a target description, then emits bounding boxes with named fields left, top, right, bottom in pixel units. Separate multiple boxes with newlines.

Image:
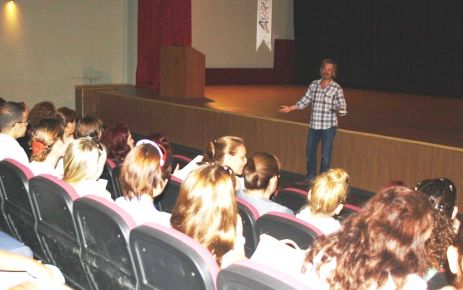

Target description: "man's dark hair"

left=0, top=101, right=26, bottom=131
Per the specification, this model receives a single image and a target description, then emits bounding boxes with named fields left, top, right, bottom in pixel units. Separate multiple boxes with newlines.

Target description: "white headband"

left=136, top=139, right=165, bottom=166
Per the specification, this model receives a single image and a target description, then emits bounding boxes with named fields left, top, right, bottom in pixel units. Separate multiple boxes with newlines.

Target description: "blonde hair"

left=171, top=164, right=238, bottom=266
left=202, top=136, right=244, bottom=165
left=63, top=138, right=106, bottom=183
left=119, top=144, right=170, bottom=200
left=308, top=168, right=350, bottom=215
left=29, top=118, right=65, bottom=162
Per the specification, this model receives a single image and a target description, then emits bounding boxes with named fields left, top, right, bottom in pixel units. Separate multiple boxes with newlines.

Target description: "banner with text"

left=256, top=0, right=272, bottom=51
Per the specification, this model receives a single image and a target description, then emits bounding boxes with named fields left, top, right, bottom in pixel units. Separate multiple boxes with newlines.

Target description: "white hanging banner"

left=256, top=0, right=272, bottom=51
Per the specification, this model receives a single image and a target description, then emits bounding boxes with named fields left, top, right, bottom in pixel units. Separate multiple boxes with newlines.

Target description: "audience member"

left=74, top=115, right=103, bottom=141
left=28, top=118, right=69, bottom=177
left=115, top=141, right=171, bottom=226
left=296, top=168, right=349, bottom=235
left=0, top=250, right=67, bottom=289
left=171, top=163, right=245, bottom=268
left=56, top=107, right=77, bottom=139
left=101, top=123, right=134, bottom=165
left=416, top=178, right=458, bottom=289
left=303, top=185, right=433, bottom=289
left=27, top=101, right=55, bottom=130
left=174, top=136, right=247, bottom=189
left=239, top=152, right=294, bottom=215
left=63, top=138, right=110, bottom=199
left=0, top=101, right=29, bottom=165
left=445, top=225, right=463, bottom=290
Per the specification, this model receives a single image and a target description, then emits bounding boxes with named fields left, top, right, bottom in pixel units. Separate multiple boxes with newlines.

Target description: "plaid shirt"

left=296, top=79, right=346, bottom=130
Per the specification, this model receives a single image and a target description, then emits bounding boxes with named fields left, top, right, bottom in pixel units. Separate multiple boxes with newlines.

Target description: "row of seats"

left=0, top=158, right=313, bottom=290
left=103, top=158, right=360, bottom=259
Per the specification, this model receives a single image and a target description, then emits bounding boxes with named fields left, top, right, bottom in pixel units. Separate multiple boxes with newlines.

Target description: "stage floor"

left=116, top=85, right=463, bottom=148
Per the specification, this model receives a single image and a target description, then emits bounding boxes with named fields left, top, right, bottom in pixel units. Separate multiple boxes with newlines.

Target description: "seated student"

left=0, top=231, right=32, bottom=258
left=296, top=168, right=349, bottom=235
left=174, top=136, right=247, bottom=189
left=74, top=115, right=104, bottom=141
left=56, top=107, right=77, bottom=139
left=63, top=138, right=111, bottom=199
left=445, top=226, right=463, bottom=290
left=0, top=249, right=67, bottom=289
left=20, top=101, right=56, bottom=158
left=0, top=101, right=29, bottom=165
left=171, top=164, right=246, bottom=268
left=101, top=123, right=134, bottom=166
left=116, top=141, right=171, bottom=226
left=238, top=152, right=294, bottom=215
left=302, top=185, right=434, bottom=290
left=28, top=118, right=69, bottom=177
left=415, top=178, right=458, bottom=289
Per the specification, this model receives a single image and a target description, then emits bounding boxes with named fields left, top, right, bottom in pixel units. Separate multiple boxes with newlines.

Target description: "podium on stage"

left=160, top=46, right=205, bottom=98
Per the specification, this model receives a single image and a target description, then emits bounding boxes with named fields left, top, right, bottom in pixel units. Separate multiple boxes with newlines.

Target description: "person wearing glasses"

left=296, top=168, right=350, bottom=235
left=63, top=138, right=111, bottom=199
left=0, top=101, right=29, bottom=165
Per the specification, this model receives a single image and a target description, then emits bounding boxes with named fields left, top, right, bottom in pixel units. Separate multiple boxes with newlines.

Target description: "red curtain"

left=136, top=0, right=192, bottom=91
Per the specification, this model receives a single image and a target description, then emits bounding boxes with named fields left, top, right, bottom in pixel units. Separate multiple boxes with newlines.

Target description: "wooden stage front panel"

left=76, top=85, right=463, bottom=208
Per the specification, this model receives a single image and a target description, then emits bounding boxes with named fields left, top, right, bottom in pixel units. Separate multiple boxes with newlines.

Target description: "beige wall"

left=0, top=0, right=137, bottom=109
left=192, top=0, right=294, bottom=68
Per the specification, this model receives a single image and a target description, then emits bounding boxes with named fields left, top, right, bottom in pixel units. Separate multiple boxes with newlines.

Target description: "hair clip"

left=31, top=141, right=47, bottom=155
left=136, top=139, right=166, bottom=166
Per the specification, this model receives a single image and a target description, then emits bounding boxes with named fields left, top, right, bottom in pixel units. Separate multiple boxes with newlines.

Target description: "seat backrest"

left=0, top=159, right=47, bottom=260
left=172, top=154, right=192, bottom=170
left=217, top=259, right=312, bottom=290
left=236, top=196, right=260, bottom=258
left=73, top=195, right=138, bottom=290
left=130, top=223, right=219, bottom=290
left=272, top=187, right=307, bottom=213
left=101, top=160, right=123, bottom=200
left=335, top=203, right=361, bottom=221
left=155, top=175, right=182, bottom=213
left=29, top=174, right=91, bottom=290
left=255, top=212, right=323, bottom=250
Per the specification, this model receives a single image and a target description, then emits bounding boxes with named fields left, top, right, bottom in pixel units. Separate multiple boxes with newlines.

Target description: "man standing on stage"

left=279, top=59, right=347, bottom=185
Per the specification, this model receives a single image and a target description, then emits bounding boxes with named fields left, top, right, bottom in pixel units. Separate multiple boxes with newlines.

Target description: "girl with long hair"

left=171, top=163, right=245, bottom=268
left=303, top=185, right=434, bottom=290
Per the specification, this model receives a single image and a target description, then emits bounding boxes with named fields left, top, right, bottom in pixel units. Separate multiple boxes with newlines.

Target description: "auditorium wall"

left=192, top=0, right=294, bottom=68
left=0, top=0, right=137, bottom=108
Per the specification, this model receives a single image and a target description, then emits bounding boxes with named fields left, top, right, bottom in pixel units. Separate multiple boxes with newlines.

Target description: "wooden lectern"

left=160, top=46, right=205, bottom=98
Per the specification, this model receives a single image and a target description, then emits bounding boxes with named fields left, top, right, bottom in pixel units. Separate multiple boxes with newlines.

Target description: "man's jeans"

left=305, top=126, right=337, bottom=179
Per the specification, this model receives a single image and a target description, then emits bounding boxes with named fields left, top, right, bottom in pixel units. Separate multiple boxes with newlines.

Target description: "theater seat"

left=217, top=259, right=312, bottom=290
left=29, top=174, right=91, bottom=290
left=130, top=223, right=219, bottom=290
left=101, top=159, right=123, bottom=200
left=236, top=196, right=260, bottom=257
left=155, top=175, right=182, bottom=213
left=272, top=187, right=307, bottom=213
left=255, top=212, right=323, bottom=250
left=0, top=159, right=47, bottom=261
left=73, top=195, right=138, bottom=290
left=172, top=154, right=192, bottom=171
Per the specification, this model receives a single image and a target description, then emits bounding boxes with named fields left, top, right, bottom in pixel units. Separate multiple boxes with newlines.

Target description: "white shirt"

left=70, top=179, right=112, bottom=200
left=29, top=161, right=61, bottom=178
left=296, top=208, right=341, bottom=235
left=0, top=133, right=29, bottom=166
left=115, top=194, right=171, bottom=227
